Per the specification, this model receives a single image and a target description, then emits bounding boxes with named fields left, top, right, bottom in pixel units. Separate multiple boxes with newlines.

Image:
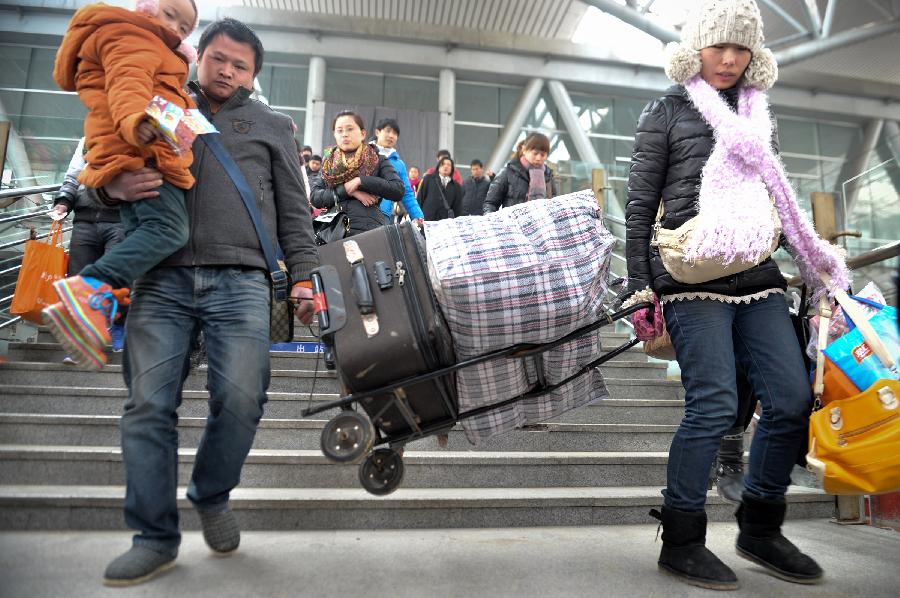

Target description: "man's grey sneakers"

left=103, top=545, right=176, bottom=587
left=198, top=506, right=241, bottom=554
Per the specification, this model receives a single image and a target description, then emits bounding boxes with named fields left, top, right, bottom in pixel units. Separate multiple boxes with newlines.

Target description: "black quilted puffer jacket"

left=625, top=84, right=786, bottom=299
left=483, top=158, right=556, bottom=214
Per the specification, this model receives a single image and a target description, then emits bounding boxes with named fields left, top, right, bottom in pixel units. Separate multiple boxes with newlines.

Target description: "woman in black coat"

left=483, top=133, right=555, bottom=214
left=417, top=155, right=463, bottom=221
left=311, top=110, right=404, bottom=236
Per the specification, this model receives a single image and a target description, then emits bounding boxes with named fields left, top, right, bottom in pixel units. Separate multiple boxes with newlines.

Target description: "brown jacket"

left=53, top=4, right=195, bottom=189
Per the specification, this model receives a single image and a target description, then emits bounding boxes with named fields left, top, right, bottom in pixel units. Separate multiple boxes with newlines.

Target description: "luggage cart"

left=301, top=272, right=651, bottom=496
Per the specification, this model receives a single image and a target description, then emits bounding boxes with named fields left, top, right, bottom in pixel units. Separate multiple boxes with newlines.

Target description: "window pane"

left=777, top=118, right=818, bottom=155
left=818, top=123, right=860, bottom=159
left=613, top=98, right=649, bottom=139
left=454, top=124, right=498, bottom=169
left=0, top=45, right=31, bottom=88
left=456, top=83, right=500, bottom=123
left=571, top=95, right=614, bottom=135
left=384, top=76, right=437, bottom=112
left=325, top=71, right=383, bottom=107
left=27, top=48, right=59, bottom=91
left=19, top=92, right=87, bottom=138
left=269, top=66, right=308, bottom=107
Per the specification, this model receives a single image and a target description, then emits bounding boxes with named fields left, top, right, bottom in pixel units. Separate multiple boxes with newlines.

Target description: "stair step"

left=0, top=484, right=834, bottom=530
left=0, top=386, right=686, bottom=424
left=0, top=413, right=679, bottom=452
left=0, top=445, right=674, bottom=488
left=8, top=342, right=650, bottom=368
left=0, top=359, right=672, bottom=398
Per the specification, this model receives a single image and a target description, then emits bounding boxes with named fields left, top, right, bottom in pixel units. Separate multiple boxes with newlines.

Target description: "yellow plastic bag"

left=10, top=221, right=68, bottom=323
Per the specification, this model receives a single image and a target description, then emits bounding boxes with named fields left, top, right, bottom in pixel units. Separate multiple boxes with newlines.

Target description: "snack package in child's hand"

left=145, top=95, right=217, bottom=154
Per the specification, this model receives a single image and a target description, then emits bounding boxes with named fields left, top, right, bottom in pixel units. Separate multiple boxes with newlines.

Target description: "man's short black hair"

left=310, top=155, right=322, bottom=162
left=302, top=145, right=313, bottom=154
left=471, top=159, right=483, bottom=168
left=198, top=18, right=264, bottom=76
left=436, top=149, right=451, bottom=159
left=375, top=118, right=400, bottom=136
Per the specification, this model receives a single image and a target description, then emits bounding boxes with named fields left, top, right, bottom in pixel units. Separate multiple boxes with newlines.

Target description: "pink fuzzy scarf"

left=682, top=75, right=850, bottom=297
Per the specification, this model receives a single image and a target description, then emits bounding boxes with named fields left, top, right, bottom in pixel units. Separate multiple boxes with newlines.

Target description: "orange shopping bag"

left=10, top=221, right=68, bottom=323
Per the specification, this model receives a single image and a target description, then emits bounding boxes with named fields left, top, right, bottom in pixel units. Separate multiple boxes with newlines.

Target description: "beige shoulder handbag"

left=650, top=201, right=781, bottom=285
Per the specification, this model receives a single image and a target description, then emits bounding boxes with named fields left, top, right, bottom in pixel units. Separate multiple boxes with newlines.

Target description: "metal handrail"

left=785, top=240, right=899, bottom=286
left=0, top=208, right=53, bottom=226
left=0, top=184, right=61, bottom=201
left=0, top=226, right=71, bottom=252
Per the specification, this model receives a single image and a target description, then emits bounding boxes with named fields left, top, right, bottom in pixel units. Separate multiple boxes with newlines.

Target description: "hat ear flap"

left=134, top=0, right=159, bottom=17
left=177, top=42, right=198, bottom=65
left=743, top=47, right=778, bottom=90
left=664, top=42, right=701, bottom=84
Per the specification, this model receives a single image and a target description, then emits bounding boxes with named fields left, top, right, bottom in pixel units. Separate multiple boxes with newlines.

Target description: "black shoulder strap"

left=200, top=133, right=288, bottom=300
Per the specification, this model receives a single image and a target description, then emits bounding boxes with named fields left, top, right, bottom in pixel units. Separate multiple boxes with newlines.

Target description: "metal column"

left=304, top=56, right=326, bottom=153
left=883, top=120, right=900, bottom=161
left=546, top=80, right=600, bottom=165
left=776, top=19, right=900, bottom=66
left=487, top=78, right=544, bottom=175
left=438, top=69, right=455, bottom=156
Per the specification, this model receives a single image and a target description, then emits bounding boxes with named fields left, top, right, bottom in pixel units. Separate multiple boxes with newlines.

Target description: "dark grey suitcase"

left=312, top=222, right=457, bottom=439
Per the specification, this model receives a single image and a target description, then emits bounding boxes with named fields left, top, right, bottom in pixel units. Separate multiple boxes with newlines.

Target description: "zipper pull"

left=396, top=261, right=406, bottom=286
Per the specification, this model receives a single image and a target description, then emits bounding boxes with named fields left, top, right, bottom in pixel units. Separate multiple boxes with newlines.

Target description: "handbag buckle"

left=878, top=386, right=898, bottom=410
left=829, top=406, right=843, bottom=431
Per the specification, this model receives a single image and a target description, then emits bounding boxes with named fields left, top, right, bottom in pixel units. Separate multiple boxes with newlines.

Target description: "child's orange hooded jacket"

left=54, top=4, right=195, bottom=190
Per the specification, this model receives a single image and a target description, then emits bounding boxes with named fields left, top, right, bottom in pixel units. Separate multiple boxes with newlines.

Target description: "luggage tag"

left=343, top=240, right=380, bottom=337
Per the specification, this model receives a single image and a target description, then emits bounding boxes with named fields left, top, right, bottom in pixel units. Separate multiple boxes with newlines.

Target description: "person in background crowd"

left=460, top=159, right=493, bottom=217
left=90, top=17, right=319, bottom=586
left=307, top=154, right=322, bottom=176
left=425, top=149, right=462, bottom=185
left=294, top=138, right=312, bottom=200
left=483, top=133, right=555, bottom=214
left=418, top=155, right=462, bottom=221
left=311, top=110, right=404, bottom=236
left=373, top=118, right=424, bottom=228
left=407, top=166, right=422, bottom=194
left=300, top=145, right=313, bottom=160
left=50, top=137, right=127, bottom=354
left=621, top=0, right=849, bottom=590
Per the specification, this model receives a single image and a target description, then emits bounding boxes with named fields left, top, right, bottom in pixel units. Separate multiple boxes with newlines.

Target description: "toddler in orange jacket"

left=44, top=0, right=200, bottom=370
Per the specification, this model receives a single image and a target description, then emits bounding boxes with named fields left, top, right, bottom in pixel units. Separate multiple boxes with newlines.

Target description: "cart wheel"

left=359, top=449, right=405, bottom=496
left=320, top=411, right=375, bottom=463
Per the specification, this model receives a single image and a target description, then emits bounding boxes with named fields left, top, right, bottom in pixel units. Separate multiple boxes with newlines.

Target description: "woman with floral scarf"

left=622, top=0, right=848, bottom=590
left=310, top=110, right=404, bottom=236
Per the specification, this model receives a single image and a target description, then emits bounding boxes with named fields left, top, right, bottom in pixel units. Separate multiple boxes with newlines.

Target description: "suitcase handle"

left=352, top=261, right=375, bottom=315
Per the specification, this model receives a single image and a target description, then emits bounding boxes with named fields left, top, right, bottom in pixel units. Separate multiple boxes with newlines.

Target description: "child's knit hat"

left=135, top=0, right=199, bottom=64
left=665, top=0, right=778, bottom=90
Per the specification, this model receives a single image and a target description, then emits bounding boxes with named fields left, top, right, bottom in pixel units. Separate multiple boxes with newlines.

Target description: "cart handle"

left=301, top=301, right=652, bottom=417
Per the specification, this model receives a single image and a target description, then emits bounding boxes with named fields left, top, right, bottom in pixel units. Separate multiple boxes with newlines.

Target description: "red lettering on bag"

left=853, top=342, right=872, bottom=363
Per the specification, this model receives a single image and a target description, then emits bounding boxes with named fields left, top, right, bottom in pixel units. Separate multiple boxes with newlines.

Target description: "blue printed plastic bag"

left=823, top=298, right=899, bottom=391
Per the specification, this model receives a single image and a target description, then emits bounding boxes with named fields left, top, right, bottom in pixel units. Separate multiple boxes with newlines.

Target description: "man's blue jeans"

left=662, top=293, right=811, bottom=512
left=121, top=266, right=270, bottom=555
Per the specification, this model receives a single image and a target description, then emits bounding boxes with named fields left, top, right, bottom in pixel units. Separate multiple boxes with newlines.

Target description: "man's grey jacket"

left=158, top=82, right=318, bottom=283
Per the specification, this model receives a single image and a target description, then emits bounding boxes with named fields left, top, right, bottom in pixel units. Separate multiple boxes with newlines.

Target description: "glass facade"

left=1, top=41, right=895, bottom=255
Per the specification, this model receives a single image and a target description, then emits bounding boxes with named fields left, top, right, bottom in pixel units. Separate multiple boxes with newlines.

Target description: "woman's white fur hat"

left=664, top=0, right=778, bottom=90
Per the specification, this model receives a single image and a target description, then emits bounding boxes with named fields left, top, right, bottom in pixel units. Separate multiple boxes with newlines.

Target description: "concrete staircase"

left=0, top=326, right=833, bottom=531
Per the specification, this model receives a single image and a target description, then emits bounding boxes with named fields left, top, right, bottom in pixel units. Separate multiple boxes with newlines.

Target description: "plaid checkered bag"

left=425, top=191, right=617, bottom=443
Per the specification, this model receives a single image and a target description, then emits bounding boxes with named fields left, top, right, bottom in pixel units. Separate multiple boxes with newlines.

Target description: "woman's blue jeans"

left=662, top=293, right=812, bottom=512
left=120, top=266, right=271, bottom=555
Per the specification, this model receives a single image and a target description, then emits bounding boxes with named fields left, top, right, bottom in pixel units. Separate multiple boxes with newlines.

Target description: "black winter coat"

left=310, top=145, right=404, bottom=235
left=418, top=173, right=463, bottom=221
left=483, top=159, right=555, bottom=214
left=625, top=85, right=786, bottom=298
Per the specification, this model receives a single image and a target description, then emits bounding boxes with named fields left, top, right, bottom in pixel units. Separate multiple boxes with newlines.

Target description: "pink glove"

left=630, top=295, right=664, bottom=341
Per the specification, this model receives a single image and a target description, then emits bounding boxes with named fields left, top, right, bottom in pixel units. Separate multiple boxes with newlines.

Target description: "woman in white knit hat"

left=622, top=0, right=849, bottom=590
